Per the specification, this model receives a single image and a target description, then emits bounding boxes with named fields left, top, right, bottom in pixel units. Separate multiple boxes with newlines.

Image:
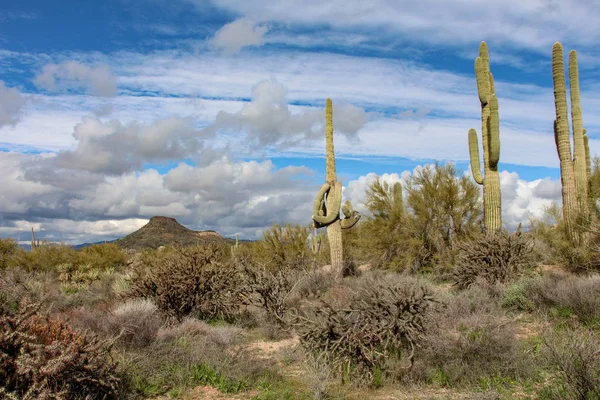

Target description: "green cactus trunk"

left=468, top=42, right=502, bottom=232
left=324, top=98, right=343, bottom=275
left=568, top=50, right=589, bottom=217
left=552, top=42, right=588, bottom=244
left=311, top=98, right=361, bottom=278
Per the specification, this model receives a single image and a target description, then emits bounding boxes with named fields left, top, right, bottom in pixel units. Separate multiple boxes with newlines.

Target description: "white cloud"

left=34, top=61, right=118, bottom=96
left=0, top=151, right=317, bottom=243
left=212, top=18, right=269, bottom=54
left=205, top=0, right=600, bottom=53
left=0, top=81, right=27, bottom=128
left=50, top=116, right=213, bottom=175
left=208, top=78, right=367, bottom=149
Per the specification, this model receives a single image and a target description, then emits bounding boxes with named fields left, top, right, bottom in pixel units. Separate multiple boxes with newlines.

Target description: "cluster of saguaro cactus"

left=312, top=98, right=361, bottom=276
left=468, top=42, right=502, bottom=232
left=552, top=42, right=591, bottom=244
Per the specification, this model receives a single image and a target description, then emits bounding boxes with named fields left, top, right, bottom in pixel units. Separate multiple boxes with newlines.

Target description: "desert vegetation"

left=1, top=41, right=600, bottom=400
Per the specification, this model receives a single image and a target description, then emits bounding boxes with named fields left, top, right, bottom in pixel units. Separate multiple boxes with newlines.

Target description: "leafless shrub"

left=292, top=275, right=438, bottom=385
left=453, top=230, right=533, bottom=289
left=526, top=273, right=600, bottom=327
left=239, top=259, right=304, bottom=328
left=412, top=285, right=533, bottom=386
left=130, top=244, right=248, bottom=321
left=541, top=327, right=600, bottom=399
left=0, top=299, right=121, bottom=399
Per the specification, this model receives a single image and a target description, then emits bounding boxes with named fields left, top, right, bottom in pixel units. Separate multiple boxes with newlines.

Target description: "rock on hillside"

left=116, top=216, right=225, bottom=250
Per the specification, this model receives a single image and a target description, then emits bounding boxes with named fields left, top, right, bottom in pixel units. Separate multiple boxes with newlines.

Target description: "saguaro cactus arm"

left=468, top=129, right=484, bottom=185
left=584, top=129, right=591, bottom=178
left=312, top=182, right=342, bottom=226
left=487, top=95, right=500, bottom=168
left=340, top=200, right=361, bottom=229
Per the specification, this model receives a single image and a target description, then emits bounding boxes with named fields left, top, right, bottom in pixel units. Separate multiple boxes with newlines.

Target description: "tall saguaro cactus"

left=468, top=42, right=502, bottom=232
left=552, top=42, right=589, bottom=244
left=312, top=98, right=361, bottom=277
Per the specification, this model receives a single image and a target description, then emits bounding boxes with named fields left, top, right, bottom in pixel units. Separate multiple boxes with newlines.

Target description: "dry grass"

left=411, top=285, right=535, bottom=387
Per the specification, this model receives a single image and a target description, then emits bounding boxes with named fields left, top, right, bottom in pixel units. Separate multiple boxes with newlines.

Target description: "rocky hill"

left=116, top=216, right=226, bottom=250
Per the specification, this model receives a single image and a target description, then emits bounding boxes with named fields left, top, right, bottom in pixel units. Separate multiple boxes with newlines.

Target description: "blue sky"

left=1, top=0, right=599, bottom=243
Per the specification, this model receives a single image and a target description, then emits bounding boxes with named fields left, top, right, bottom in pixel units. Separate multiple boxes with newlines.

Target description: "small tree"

left=405, top=162, right=481, bottom=266
left=360, top=163, right=481, bottom=271
left=253, top=223, right=312, bottom=269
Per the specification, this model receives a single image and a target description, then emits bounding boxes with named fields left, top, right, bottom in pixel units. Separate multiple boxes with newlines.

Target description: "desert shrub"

left=540, top=327, right=600, bottom=399
left=294, top=269, right=337, bottom=300
left=251, top=223, right=314, bottom=268
left=524, top=273, right=600, bottom=328
left=453, top=230, right=533, bottom=289
left=239, top=258, right=304, bottom=335
left=77, top=243, right=127, bottom=271
left=130, top=244, right=248, bottom=321
left=0, top=300, right=121, bottom=399
left=0, top=238, right=19, bottom=270
left=0, top=265, right=126, bottom=316
left=57, top=262, right=119, bottom=294
left=530, top=203, right=600, bottom=271
left=292, top=275, right=438, bottom=385
left=413, top=285, right=534, bottom=386
left=65, top=299, right=163, bottom=349
left=500, top=277, right=536, bottom=312
left=8, top=244, right=79, bottom=272
left=123, top=318, right=270, bottom=397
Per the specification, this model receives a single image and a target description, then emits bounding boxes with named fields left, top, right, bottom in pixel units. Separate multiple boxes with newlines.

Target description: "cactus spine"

left=312, top=98, right=360, bottom=276
left=552, top=42, right=589, bottom=244
left=468, top=42, right=502, bottom=231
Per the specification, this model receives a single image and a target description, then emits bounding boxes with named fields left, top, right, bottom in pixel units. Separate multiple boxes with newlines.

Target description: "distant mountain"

left=116, top=216, right=227, bottom=250
left=73, top=239, right=118, bottom=250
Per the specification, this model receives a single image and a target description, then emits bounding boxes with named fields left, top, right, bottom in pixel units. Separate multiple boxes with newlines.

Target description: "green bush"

left=0, top=238, right=19, bottom=270
left=77, top=243, right=127, bottom=270
left=8, top=244, right=78, bottom=272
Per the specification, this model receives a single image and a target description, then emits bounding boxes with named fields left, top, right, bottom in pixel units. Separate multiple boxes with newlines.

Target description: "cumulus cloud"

left=50, top=117, right=213, bottom=175
left=0, top=151, right=318, bottom=243
left=34, top=61, right=118, bottom=96
left=0, top=81, right=27, bottom=128
left=212, top=18, right=269, bottom=54
left=210, top=78, right=367, bottom=149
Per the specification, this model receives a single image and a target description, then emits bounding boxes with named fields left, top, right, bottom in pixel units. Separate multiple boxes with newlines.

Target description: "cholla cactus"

left=468, top=41, right=501, bottom=232
left=552, top=42, right=589, bottom=244
left=311, top=98, right=360, bottom=277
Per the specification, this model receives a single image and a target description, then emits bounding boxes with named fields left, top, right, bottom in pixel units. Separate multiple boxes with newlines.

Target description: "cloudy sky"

left=1, top=0, right=599, bottom=244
